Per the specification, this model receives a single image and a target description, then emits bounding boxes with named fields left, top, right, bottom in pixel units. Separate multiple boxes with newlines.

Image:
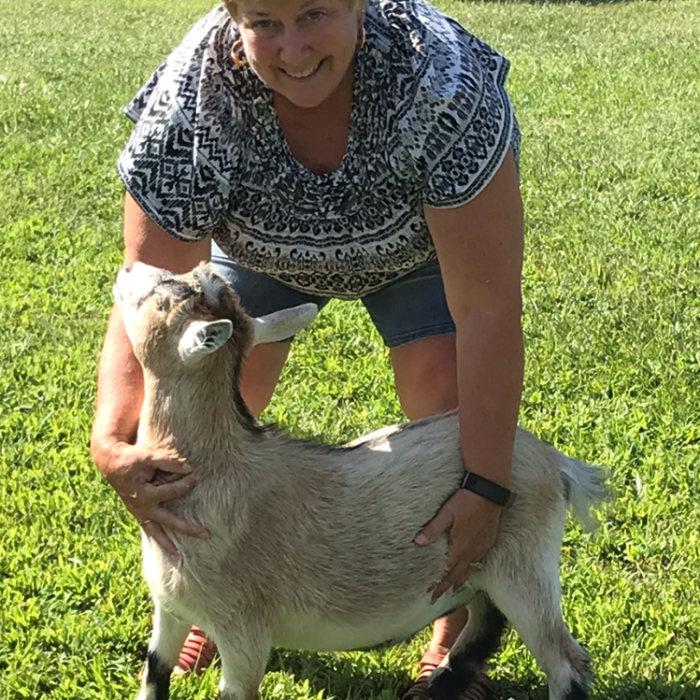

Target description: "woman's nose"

left=277, top=28, right=310, bottom=66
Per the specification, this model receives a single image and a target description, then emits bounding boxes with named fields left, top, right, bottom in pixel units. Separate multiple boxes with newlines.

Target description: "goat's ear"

left=178, top=319, right=233, bottom=363
left=251, top=303, right=318, bottom=345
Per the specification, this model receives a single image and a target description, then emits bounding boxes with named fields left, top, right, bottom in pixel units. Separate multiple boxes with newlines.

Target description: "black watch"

left=460, top=471, right=516, bottom=508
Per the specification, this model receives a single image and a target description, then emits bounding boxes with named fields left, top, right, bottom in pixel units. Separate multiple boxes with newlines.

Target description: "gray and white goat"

left=113, top=262, right=608, bottom=700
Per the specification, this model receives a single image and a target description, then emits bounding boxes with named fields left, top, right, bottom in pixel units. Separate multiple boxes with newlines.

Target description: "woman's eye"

left=306, top=9, right=326, bottom=21
left=251, top=19, right=276, bottom=30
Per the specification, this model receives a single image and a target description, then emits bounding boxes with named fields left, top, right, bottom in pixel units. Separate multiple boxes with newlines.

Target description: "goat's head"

left=113, top=262, right=317, bottom=373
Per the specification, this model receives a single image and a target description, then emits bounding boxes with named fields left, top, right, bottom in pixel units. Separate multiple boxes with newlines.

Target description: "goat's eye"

left=155, top=296, right=171, bottom=313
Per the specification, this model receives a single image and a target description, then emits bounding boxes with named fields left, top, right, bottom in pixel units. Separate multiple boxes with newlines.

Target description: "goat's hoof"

left=427, top=666, right=461, bottom=700
left=427, top=667, right=492, bottom=700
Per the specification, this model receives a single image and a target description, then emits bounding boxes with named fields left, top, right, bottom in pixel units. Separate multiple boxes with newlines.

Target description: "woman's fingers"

left=100, top=441, right=208, bottom=540
left=146, top=496, right=210, bottom=539
left=138, top=500, right=210, bottom=558
left=150, top=454, right=193, bottom=476
left=428, top=560, right=482, bottom=603
left=129, top=480, right=208, bottom=539
left=419, top=490, right=501, bottom=603
left=140, top=519, right=180, bottom=558
left=143, top=474, right=197, bottom=503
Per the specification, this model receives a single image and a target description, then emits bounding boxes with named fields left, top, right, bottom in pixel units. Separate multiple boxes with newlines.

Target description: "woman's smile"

left=280, top=58, right=326, bottom=80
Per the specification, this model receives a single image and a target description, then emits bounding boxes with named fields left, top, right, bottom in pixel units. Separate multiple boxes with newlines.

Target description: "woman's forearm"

left=455, top=308, right=524, bottom=489
left=90, top=304, right=144, bottom=465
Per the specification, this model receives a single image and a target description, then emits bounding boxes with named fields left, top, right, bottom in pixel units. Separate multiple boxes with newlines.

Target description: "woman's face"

left=236, top=0, right=362, bottom=109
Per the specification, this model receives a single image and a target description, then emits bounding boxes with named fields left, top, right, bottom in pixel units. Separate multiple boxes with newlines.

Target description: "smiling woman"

left=94, top=0, right=525, bottom=698
left=231, top=0, right=362, bottom=109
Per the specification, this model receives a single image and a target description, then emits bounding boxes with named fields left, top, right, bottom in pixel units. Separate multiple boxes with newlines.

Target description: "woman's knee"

left=239, top=343, right=290, bottom=416
left=390, top=335, right=458, bottom=420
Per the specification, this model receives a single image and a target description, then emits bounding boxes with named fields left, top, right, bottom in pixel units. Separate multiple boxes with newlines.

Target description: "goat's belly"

left=271, top=588, right=475, bottom=653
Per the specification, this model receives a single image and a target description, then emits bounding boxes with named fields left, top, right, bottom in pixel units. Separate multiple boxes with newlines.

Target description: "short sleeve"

left=420, top=28, right=520, bottom=208
left=117, top=7, right=234, bottom=240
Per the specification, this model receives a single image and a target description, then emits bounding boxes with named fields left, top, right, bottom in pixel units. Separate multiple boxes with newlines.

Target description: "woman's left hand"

left=414, top=488, right=501, bottom=603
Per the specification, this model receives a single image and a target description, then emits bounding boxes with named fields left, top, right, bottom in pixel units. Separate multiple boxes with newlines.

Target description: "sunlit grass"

left=1, top=0, right=699, bottom=698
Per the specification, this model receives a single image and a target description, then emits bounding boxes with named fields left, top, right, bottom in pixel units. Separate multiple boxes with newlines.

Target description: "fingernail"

left=414, top=533, right=428, bottom=546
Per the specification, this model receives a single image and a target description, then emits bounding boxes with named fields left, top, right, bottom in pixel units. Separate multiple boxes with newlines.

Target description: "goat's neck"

left=138, top=357, right=249, bottom=468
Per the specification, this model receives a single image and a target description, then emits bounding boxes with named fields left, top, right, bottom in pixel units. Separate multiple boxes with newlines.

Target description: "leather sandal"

left=400, top=651, right=493, bottom=700
left=173, top=626, right=219, bottom=677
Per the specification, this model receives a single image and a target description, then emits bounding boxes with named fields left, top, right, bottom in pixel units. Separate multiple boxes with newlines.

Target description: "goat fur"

left=113, top=262, right=608, bottom=700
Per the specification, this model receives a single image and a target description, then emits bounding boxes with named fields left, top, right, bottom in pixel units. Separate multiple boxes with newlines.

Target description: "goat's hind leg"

left=427, top=593, right=506, bottom=700
left=487, top=555, right=593, bottom=700
left=136, top=601, right=190, bottom=700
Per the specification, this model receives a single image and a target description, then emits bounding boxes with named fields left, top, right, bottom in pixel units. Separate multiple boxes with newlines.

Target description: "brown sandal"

left=400, top=652, right=493, bottom=700
left=173, top=626, right=219, bottom=677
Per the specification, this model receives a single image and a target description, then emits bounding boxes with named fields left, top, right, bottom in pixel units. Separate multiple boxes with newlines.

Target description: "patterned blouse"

left=118, top=0, right=520, bottom=299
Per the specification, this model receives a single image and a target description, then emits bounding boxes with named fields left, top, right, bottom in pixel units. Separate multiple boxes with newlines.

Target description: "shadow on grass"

left=269, top=649, right=412, bottom=698
left=496, top=677, right=700, bottom=700
left=268, top=651, right=699, bottom=700
left=458, top=0, right=656, bottom=5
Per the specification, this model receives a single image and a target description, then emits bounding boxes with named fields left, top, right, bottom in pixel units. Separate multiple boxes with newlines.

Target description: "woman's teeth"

left=284, top=62, right=321, bottom=78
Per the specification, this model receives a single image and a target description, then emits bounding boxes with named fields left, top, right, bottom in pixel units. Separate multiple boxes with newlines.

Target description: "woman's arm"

left=415, top=150, right=524, bottom=598
left=91, top=193, right=212, bottom=556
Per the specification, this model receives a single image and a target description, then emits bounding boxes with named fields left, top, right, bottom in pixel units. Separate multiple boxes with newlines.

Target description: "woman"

left=91, top=0, right=524, bottom=698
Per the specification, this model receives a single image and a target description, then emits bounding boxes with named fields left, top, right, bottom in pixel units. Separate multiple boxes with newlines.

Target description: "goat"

left=112, top=261, right=608, bottom=700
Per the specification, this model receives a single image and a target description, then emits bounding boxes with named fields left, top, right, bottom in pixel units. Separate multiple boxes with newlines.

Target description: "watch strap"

left=460, top=471, right=516, bottom=508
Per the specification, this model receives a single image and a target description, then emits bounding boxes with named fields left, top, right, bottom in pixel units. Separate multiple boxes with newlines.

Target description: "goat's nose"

left=124, top=263, right=134, bottom=273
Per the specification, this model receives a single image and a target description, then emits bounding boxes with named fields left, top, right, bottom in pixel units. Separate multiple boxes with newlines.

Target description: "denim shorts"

left=211, top=242, right=456, bottom=348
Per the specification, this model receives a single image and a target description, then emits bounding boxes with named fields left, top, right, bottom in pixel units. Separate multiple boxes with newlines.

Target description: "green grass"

left=2, top=0, right=700, bottom=698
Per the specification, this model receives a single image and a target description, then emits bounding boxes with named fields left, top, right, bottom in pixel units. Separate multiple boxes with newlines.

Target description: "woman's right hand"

left=94, top=439, right=211, bottom=558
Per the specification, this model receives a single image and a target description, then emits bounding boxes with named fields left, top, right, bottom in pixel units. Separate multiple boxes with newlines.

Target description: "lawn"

left=1, top=0, right=699, bottom=698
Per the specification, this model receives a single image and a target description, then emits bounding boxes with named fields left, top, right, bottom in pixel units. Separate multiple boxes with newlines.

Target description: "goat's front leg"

left=136, top=601, right=190, bottom=700
left=215, top=627, right=271, bottom=700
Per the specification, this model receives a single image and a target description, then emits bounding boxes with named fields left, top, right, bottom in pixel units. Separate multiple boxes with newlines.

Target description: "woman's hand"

left=414, top=488, right=501, bottom=603
left=94, top=440, right=210, bottom=558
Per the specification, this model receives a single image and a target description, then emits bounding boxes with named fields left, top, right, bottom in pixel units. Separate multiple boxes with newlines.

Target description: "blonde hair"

left=221, top=0, right=361, bottom=22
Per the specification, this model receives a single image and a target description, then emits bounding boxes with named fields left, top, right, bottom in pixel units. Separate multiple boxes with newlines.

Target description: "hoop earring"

left=357, top=22, right=366, bottom=51
left=230, top=37, right=247, bottom=67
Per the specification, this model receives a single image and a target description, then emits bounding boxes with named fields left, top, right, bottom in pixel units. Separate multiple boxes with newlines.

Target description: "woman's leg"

left=363, top=260, right=490, bottom=697
left=390, top=335, right=470, bottom=665
left=239, top=342, right=291, bottom=416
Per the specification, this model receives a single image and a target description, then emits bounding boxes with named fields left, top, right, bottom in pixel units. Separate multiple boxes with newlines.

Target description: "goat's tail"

left=560, top=457, right=610, bottom=531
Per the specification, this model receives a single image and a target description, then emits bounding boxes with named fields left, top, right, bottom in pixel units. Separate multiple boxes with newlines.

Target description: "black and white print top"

left=118, top=0, right=520, bottom=299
